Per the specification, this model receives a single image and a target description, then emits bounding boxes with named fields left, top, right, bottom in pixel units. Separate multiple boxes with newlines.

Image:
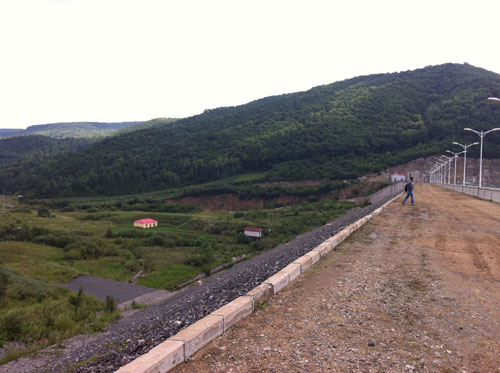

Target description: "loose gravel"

left=0, top=186, right=402, bottom=373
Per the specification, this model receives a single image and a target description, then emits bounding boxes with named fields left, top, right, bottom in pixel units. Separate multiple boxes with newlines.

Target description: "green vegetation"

left=0, top=177, right=388, bottom=359
left=115, top=117, right=178, bottom=134
left=0, top=181, right=367, bottom=290
left=2, top=63, right=500, bottom=198
left=0, top=135, right=92, bottom=164
left=0, top=265, right=119, bottom=364
left=0, top=121, right=141, bottom=139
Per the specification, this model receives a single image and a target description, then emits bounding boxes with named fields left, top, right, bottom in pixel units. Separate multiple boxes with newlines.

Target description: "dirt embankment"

left=173, top=184, right=500, bottom=372
left=167, top=194, right=304, bottom=211
left=167, top=182, right=387, bottom=211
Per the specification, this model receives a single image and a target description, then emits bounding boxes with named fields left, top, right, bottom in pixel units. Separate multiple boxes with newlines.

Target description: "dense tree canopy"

left=0, top=135, right=92, bottom=164
left=0, top=121, right=142, bottom=139
left=2, top=63, right=500, bottom=197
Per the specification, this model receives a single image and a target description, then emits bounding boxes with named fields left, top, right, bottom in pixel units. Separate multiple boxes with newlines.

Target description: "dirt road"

left=172, top=184, right=500, bottom=372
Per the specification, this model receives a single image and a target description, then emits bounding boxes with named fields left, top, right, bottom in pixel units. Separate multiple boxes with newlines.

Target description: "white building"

left=134, top=218, right=158, bottom=229
left=391, top=171, right=406, bottom=182
left=244, top=227, right=263, bottom=238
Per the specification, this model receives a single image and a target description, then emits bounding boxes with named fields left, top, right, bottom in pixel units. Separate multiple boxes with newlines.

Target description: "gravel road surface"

left=64, top=275, right=160, bottom=304
left=0, top=184, right=402, bottom=373
left=173, top=184, right=500, bottom=372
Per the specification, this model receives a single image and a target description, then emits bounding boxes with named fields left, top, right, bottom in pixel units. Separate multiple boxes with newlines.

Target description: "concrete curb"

left=116, top=193, right=402, bottom=373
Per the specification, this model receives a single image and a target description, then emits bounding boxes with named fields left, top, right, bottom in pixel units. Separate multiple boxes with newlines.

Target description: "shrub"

left=37, top=208, right=51, bottom=217
left=0, top=310, right=24, bottom=341
left=104, top=295, right=115, bottom=313
left=184, top=243, right=214, bottom=267
left=68, top=288, right=84, bottom=312
left=63, top=249, right=82, bottom=260
left=163, top=238, right=176, bottom=248
left=0, top=271, right=8, bottom=298
left=145, top=234, right=164, bottom=246
left=105, top=228, right=113, bottom=238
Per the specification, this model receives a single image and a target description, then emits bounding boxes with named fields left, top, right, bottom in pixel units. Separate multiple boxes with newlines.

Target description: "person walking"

left=402, top=176, right=415, bottom=206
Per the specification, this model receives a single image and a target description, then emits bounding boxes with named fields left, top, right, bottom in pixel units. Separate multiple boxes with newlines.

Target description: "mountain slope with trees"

left=0, top=121, right=141, bottom=139
left=0, top=135, right=93, bottom=164
left=2, top=63, right=500, bottom=197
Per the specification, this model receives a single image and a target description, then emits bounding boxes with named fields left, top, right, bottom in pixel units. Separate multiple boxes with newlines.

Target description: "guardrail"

left=369, top=181, right=405, bottom=205
left=432, top=183, right=500, bottom=203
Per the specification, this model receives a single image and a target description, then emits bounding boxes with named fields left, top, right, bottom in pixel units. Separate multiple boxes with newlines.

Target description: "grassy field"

left=0, top=196, right=357, bottom=290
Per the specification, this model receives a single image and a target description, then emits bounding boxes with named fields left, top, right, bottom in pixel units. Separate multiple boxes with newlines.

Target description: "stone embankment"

left=0, top=183, right=403, bottom=373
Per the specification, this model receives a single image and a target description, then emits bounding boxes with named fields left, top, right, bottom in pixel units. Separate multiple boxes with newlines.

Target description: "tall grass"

left=0, top=265, right=119, bottom=364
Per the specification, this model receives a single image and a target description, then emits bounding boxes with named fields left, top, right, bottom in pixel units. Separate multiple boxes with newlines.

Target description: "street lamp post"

left=432, top=164, right=439, bottom=183
left=429, top=167, right=437, bottom=183
left=441, top=161, right=448, bottom=184
left=464, top=97, right=500, bottom=188
left=436, top=161, right=446, bottom=184
left=464, top=127, right=500, bottom=188
left=446, top=150, right=464, bottom=185
left=441, top=155, right=452, bottom=184
left=452, top=142, right=479, bottom=186
left=432, top=166, right=439, bottom=183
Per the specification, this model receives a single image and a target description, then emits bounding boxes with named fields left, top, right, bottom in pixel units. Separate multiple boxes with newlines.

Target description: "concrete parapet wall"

left=246, top=283, right=273, bottom=306
left=281, top=263, right=302, bottom=282
left=433, top=183, right=500, bottom=203
left=264, top=271, right=290, bottom=294
left=169, top=314, right=224, bottom=361
left=116, top=340, right=184, bottom=373
left=304, top=250, right=321, bottom=264
left=292, top=255, right=313, bottom=273
left=212, top=296, right=254, bottom=332
left=116, top=191, right=403, bottom=373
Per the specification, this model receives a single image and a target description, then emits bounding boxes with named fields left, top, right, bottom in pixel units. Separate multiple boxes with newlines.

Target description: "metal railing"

left=432, top=183, right=500, bottom=203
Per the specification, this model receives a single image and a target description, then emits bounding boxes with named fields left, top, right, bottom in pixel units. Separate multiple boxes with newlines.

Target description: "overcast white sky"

left=1, top=0, right=500, bottom=129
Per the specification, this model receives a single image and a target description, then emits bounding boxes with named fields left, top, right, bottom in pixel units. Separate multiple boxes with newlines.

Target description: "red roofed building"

left=134, top=218, right=158, bottom=229
left=244, top=227, right=263, bottom=238
left=391, top=171, right=406, bottom=182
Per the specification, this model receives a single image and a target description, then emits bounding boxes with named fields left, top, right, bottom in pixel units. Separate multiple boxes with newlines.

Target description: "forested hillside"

left=115, top=118, right=178, bottom=134
left=0, top=121, right=141, bottom=139
left=0, top=135, right=92, bottom=164
left=2, top=63, right=500, bottom=197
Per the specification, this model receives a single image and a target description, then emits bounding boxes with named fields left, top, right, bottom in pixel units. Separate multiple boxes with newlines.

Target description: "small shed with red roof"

left=134, top=218, right=158, bottom=229
left=244, top=227, right=263, bottom=238
left=391, top=171, right=406, bottom=182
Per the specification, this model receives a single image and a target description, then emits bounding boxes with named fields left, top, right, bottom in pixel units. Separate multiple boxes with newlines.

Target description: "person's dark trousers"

left=402, top=191, right=414, bottom=205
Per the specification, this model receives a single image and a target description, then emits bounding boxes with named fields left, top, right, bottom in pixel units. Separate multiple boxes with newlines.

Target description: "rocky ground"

left=172, top=184, right=500, bottom=373
left=0, top=185, right=402, bottom=372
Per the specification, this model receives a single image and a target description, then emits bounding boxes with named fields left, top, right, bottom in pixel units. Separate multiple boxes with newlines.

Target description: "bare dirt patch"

left=167, top=182, right=385, bottom=212
left=173, top=184, right=500, bottom=372
left=169, top=194, right=304, bottom=211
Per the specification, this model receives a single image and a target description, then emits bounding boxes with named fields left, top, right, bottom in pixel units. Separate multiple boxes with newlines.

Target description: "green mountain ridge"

left=0, top=121, right=142, bottom=139
left=0, top=135, right=93, bottom=164
left=2, top=63, right=500, bottom=197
